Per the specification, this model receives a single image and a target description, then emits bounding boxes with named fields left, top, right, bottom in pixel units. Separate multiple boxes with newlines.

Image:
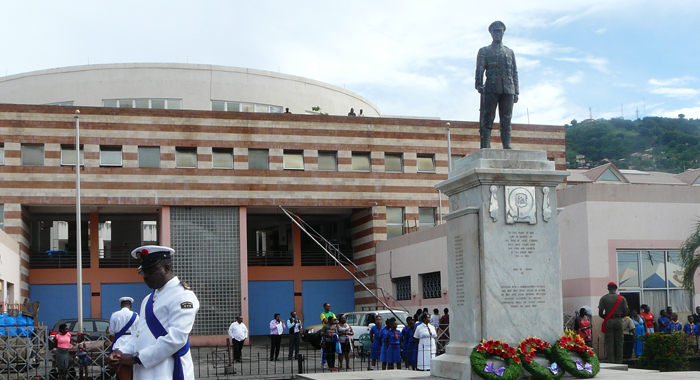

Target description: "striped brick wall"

left=3, top=204, right=31, bottom=298
left=0, top=104, right=566, bottom=302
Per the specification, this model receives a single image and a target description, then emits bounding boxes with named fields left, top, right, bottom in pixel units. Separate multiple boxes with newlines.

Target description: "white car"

left=302, top=309, right=409, bottom=350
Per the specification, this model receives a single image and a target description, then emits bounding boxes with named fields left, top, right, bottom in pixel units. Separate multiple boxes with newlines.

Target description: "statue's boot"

left=480, top=130, right=491, bottom=149
left=501, top=128, right=512, bottom=149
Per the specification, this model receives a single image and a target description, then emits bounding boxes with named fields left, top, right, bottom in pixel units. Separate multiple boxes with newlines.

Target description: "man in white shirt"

left=286, top=311, right=302, bottom=360
left=228, top=316, right=248, bottom=362
left=109, top=297, right=139, bottom=343
left=109, top=245, right=199, bottom=380
left=269, top=313, right=285, bottom=361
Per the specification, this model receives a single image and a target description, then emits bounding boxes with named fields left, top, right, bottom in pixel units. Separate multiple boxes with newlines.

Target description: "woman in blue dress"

left=631, top=310, right=645, bottom=357
left=657, top=310, right=670, bottom=332
left=369, top=315, right=383, bottom=370
left=401, top=317, right=417, bottom=370
left=379, top=321, right=390, bottom=369
left=385, top=318, right=402, bottom=369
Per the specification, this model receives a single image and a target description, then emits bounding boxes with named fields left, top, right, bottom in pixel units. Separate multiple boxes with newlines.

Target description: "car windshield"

left=377, top=311, right=409, bottom=325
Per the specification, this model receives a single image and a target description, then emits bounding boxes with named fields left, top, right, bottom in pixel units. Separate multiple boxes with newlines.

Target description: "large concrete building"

left=0, top=63, right=566, bottom=342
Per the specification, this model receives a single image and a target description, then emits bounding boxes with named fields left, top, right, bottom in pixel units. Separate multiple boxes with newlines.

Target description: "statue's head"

left=488, top=21, right=506, bottom=43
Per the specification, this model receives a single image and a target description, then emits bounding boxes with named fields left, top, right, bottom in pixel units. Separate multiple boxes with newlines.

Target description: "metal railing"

left=300, top=250, right=354, bottom=266
left=98, top=249, right=140, bottom=268
left=247, top=251, right=293, bottom=266
left=29, top=251, right=90, bottom=269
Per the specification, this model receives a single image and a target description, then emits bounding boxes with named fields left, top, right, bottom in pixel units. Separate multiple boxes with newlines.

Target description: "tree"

left=571, top=119, right=578, bottom=126
left=679, top=113, right=685, bottom=119
left=680, top=219, right=700, bottom=290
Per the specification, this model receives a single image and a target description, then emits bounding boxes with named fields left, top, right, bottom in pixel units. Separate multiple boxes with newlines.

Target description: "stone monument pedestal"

left=431, top=149, right=568, bottom=380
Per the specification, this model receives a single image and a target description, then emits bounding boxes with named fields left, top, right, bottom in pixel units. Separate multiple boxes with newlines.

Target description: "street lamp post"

left=74, top=110, right=83, bottom=334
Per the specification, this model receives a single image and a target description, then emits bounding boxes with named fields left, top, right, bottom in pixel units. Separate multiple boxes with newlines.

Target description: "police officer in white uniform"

left=109, top=246, right=199, bottom=380
left=109, top=297, right=139, bottom=340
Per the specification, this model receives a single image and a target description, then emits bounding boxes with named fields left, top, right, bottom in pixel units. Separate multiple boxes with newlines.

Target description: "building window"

left=419, top=208, right=436, bottom=229
left=248, top=149, right=269, bottom=170
left=21, top=144, right=44, bottom=166
left=417, top=154, right=436, bottom=173
left=100, top=146, right=123, bottom=167
left=0, top=204, right=3, bottom=231
left=617, top=250, right=691, bottom=313
left=352, top=152, right=371, bottom=172
left=138, top=146, right=161, bottom=168
left=385, top=153, right=403, bottom=173
left=318, top=151, right=337, bottom=171
left=175, top=147, right=197, bottom=168
left=0, top=144, right=4, bottom=165
left=212, top=148, right=234, bottom=169
left=103, top=99, right=182, bottom=109
left=46, top=101, right=74, bottom=106
left=60, top=144, right=85, bottom=166
left=422, top=272, right=441, bottom=299
left=395, top=276, right=411, bottom=301
left=241, top=103, right=255, bottom=112
left=283, top=150, right=304, bottom=170
left=386, top=207, right=404, bottom=239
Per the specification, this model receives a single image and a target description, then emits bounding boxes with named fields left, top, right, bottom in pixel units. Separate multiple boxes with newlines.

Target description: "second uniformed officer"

left=109, top=245, right=199, bottom=380
left=475, top=21, right=519, bottom=149
left=598, top=281, right=628, bottom=364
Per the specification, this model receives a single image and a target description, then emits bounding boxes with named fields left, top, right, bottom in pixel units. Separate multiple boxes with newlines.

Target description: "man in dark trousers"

left=287, top=311, right=302, bottom=360
left=598, top=281, right=628, bottom=363
left=475, top=21, right=519, bottom=149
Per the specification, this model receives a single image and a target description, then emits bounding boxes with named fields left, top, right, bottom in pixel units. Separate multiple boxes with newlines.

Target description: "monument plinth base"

left=431, top=149, right=568, bottom=380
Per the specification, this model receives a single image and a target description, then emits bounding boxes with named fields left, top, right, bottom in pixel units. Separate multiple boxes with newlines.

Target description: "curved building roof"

left=0, top=63, right=380, bottom=116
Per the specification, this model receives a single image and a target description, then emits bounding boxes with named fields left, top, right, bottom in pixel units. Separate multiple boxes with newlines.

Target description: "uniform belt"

left=122, top=332, right=131, bottom=335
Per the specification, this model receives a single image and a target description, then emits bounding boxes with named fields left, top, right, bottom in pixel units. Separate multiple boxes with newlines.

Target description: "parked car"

left=301, top=309, right=409, bottom=350
left=50, top=318, right=111, bottom=340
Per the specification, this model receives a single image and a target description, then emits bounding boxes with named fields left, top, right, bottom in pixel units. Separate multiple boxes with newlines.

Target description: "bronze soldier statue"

left=475, top=21, right=519, bottom=149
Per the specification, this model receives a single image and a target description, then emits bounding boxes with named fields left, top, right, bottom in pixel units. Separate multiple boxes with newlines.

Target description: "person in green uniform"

left=598, top=281, right=629, bottom=363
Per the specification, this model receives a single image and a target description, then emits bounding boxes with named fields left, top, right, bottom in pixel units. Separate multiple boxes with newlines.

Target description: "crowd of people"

left=594, top=281, right=700, bottom=364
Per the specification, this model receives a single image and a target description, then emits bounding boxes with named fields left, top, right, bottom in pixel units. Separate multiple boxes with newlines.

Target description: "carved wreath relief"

left=505, top=186, right=536, bottom=225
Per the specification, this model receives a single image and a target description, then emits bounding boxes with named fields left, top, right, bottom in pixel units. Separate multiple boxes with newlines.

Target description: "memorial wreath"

left=517, top=337, right=564, bottom=380
left=470, top=339, right=522, bottom=380
left=549, top=330, right=600, bottom=378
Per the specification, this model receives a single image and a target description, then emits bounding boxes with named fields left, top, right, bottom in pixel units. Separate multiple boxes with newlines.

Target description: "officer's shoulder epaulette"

left=180, top=281, right=191, bottom=290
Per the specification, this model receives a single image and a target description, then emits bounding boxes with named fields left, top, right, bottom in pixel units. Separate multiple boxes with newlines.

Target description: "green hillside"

left=565, top=116, right=700, bottom=173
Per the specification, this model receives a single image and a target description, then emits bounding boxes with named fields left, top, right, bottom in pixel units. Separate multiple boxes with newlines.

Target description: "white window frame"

left=175, top=147, right=198, bottom=168
left=99, top=146, right=123, bottom=167
left=60, top=144, right=85, bottom=166
left=386, top=207, right=404, bottom=239
left=417, top=154, right=436, bottom=173
left=352, top=152, right=372, bottom=172
left=21, top=144, right=45, bottom=166
left=384, top=153, right=403, bottom=173
left=283, top=150, right=304, bottom=170
left=212, top=148, right=234, bottom=169
left=418, top=207, right=436, bottom=229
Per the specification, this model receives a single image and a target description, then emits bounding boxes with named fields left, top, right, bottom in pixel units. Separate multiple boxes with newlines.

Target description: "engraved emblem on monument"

left=542, top=187, right=552, bottom=222
left=489, top=185, right=499, bottom=222
left=505, top=186, right=536, bottom=224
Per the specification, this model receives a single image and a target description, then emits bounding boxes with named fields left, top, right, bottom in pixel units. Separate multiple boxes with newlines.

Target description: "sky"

left=1, top=0, right=699, bottom=125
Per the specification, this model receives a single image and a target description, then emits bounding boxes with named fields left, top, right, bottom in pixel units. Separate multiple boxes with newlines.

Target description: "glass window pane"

left=318, top=152, right=337, bottom=171
left=599, top=169, right=622, bottom=182
left=387, top=207, right=403, bottom=224
left=617, top=251, right=640, bottom=288
left=100, top=146, right=122, bottom=166
left=255, top=104, right=269, bottom=113
left=211, top=101, right=225, bottom=111
left=641, top=250, right=666, bottom=288
left=175, top=148, right=197, bottom=168
left=21, top=144, right=44, bottom=166
left=0, top=145, right=4, bottom=165
left=135, top=99, right=149, bottom=109
left=419, top=208, right=435, bottom=229
left=241, top=103, right=254, bottom=112
left=226, top=102, right=240, bottom=112
left=150, top=99, right=165, bottom=109
left=284, top=151, right=304, bottom=170
left=668, top=289, right=692, bottom=312
left=61, top=145, right=84, bottom=166
left=270, top=106, right=283, bottom=113
left=118, top=100, right=133, bottom=108
left=352, top=153, right=371, bottom=171
left=417, top=154, right=435, bottom=172
left=248, top=149, right=268, bottom=170
left=387, top=224, right=403, bottom=240
left=642, top=289, right=666, bottom=316
left=138, top=146, right=160, bottom=168
left=166, top=99, right=181, bottom=109
left=666, top=251, right=683, bottom=288
left=212, top=148, right=233, bottom=169
left=385, top=153, right=402, bottom=172
left=103, top=100, right=118, bottom=108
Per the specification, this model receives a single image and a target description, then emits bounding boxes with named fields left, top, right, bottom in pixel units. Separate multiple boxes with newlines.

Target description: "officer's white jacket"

left=115, top=276, right=199, bottom=380
left=109, top=307, right=139, bottom=336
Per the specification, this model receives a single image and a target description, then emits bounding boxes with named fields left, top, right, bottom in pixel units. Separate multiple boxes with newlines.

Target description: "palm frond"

left=680, top=218, right=700, bottom=290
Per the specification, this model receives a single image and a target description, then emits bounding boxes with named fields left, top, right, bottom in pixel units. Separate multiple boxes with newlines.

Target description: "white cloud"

left=595, top=28, right=607, bottom=34
left=657, top=106, right=700, bottom=119
left=513, top=81, right=584, bottom=125
left=566, top=71, right=585, bottom=84
left=650, top=87, right=699, bottom=99
left=648, top=76, right=697, bottom=87
left=556, top=56, right=609, bottom=73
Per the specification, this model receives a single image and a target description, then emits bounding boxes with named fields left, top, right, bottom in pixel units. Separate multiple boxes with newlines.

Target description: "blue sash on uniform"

left=145, top=292, right=190, bottom=380
left=109, top=312, right=138, bottom=352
